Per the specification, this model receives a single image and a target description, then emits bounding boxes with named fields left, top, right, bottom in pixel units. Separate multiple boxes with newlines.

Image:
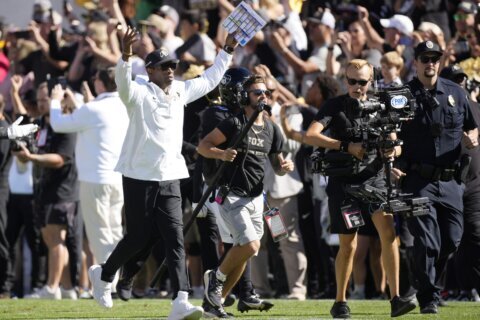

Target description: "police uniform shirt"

left=402, top=77, right=478, bottom=166
left=34, top=117, right=79, bottom=204
left=216, top=113, right=284, bottom=197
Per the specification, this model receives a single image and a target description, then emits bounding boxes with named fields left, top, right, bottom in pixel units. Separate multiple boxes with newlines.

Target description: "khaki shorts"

left=219, top=194, right=264, bottom=246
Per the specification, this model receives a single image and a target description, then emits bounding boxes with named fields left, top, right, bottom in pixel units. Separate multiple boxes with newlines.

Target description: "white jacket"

left=115, top=50, right=232, bottom=181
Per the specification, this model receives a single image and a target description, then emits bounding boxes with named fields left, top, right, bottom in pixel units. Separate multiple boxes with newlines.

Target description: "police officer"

left=393, top=41, right=479, bottom=314
left=304, top=59, right=416, bottom=318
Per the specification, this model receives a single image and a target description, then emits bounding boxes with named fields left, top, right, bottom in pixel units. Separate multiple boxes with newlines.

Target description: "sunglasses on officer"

left=419, top=55, right=441, bottom=64
left=248, top=89, right=272, bottom=98
left=346, top=77, right=369, bottom=86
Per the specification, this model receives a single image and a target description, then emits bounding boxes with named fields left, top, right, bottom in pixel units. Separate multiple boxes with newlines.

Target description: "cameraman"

left=198, top=74, right=294, bottom=314
left=304, top=59, right=416, bottom=318
left=393, top=41, right=479, bottom=314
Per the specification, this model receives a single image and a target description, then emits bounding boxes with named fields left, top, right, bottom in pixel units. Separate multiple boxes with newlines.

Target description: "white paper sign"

left=222, top=1, right=267, bottom=47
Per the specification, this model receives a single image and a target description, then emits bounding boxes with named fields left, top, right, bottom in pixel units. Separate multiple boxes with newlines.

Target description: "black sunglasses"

left=160, top=62, right=178, bottom=71
left=346, top=77, right=369, bottom=86
left=419, top=55, right=441, bottom=64
left=248, top=89, right=272, bottom=97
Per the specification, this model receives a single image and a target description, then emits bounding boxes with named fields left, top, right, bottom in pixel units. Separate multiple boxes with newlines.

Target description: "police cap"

left=414, top=41, right=443, bottom=59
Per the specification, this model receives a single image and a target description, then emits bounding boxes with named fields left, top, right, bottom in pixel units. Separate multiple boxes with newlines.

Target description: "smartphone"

left=47, top=76, right=68, bottom=95
left=13, top=30, right=30, bottom=39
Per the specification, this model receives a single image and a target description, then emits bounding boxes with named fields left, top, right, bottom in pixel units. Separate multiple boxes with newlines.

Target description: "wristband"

left=339, top=141, right=349, bottom=152
left=223, top=45, right=234, bottom=54
left=123, top=52, right=133, bottom=57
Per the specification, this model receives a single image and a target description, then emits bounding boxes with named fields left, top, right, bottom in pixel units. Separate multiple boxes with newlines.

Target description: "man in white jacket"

left=49, top=68, right=129, bottom=293
left=88, top=27, right=237, bottom=320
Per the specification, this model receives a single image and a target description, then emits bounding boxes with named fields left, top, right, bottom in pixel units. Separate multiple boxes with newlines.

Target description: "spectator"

left=379, top=51, right=404, bottom=89
left=177, top=10, right=216, bottom=66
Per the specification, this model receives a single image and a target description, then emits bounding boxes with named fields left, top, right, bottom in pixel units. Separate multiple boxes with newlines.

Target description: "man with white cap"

left=357, top=7, right=415, bottom=80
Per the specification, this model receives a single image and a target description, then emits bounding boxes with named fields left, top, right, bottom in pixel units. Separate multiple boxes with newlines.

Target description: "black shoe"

left=116, top=277, right=134, bottom=301
left=420, top=303, right=438, bottom=314
left=237, top=294, right=274, bottom=313
left=204, top=270, right=224, bottom=308
left=203, top=299, right=231, bottom=318
left=390, top=296, right=416, bottom=317
left=223, top=293, right=236, bottom=307
left=330, top=301, right=351, bottom=319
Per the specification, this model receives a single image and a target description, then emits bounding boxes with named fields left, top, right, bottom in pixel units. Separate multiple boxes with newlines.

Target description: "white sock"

left=216, top=269, right=227, bottom=282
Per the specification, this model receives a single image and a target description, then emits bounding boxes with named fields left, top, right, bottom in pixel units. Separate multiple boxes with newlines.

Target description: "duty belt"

left=409, top=163, right=457, bottom=182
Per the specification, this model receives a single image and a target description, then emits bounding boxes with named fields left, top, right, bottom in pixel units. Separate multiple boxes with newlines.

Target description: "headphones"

left=238, top=75, right=256, bottom=106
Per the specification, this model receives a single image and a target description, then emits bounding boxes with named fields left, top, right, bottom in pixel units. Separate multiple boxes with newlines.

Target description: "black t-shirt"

left=313, top=94, right=383, bottom=181
left=313, top=94, right=363, bottom=142
left=217, top=112, right=284, bottom=197
left=34, top=117, right=78, bottom=204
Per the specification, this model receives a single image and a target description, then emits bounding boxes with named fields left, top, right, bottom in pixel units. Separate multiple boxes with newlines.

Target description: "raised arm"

left=184, top=33, right=238, bottom=103
left=115, top=27, right=141, bottom=106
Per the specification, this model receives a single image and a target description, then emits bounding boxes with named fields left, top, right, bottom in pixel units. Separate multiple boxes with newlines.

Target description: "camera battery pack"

left=341, top=204, right=365, bottom=229
left=263, top=207, right=288, bottom=242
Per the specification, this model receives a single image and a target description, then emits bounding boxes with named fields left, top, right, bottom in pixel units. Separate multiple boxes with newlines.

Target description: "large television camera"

left=311, top=85, right=429, bottom=216
left=312, top=85, right=417, bottom=176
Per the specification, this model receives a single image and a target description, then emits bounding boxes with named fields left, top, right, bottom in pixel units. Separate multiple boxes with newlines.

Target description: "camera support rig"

left=312, top=85, right=430, bottom=217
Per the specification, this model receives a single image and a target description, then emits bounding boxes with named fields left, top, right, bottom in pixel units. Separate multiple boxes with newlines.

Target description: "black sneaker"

left=204, top=270, right=224, bottom=308
left=116, top=277, right=134, bottom=301
left=223, top=293, right=236, bottom=307
left=420, top=302, right=438, bottom=314
left=390, top=296, right=416, bottom=317
left=203, top=299, right=231, bottom=318
left=330, top=301, right=351, bottom=319
left=237, top=294, right=274, bottom=313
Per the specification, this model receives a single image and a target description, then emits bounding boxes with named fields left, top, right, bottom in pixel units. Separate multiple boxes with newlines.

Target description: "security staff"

left=304, top=59, right=416, bottom=318
left=393, top=41, right=479, bottom=314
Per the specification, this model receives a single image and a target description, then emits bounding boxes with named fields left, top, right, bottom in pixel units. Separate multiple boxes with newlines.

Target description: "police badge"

left=448, top=95, right=455, bottom=107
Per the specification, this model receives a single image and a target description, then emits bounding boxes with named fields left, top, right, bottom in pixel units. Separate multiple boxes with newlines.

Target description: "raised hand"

left=122, top=26, right=138, bottom=60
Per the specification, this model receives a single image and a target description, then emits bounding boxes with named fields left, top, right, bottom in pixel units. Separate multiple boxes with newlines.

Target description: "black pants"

left=101, top=176, right=189, bottom=295
left=0, top=188, right=8, bottom=294
left=197, top=209, right=221, bottom=272
left=402, top=173, right=464, bottom=307
left=455, top=191, right=480, bottom=291
left=5, top=194, right=46, bottom=294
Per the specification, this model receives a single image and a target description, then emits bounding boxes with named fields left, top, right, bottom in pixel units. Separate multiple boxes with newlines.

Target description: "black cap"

left=414, top=41, right=443, bottom=58
left=144, top=49, right=179, bottom=68
left=440, top=64, right=468, bottom=82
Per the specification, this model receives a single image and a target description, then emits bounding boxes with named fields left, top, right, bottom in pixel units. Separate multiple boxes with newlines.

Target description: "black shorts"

left=327, top=172, right=386, bottom=235
left=35, top=202, right=78, bottom=228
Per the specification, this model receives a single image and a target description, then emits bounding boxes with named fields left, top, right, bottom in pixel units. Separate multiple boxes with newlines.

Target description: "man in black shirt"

left=13, top=82, right=80, bottom=300
left=197, top=74, right=294, bottom=316
left=304, top=59, right=416, bottom=318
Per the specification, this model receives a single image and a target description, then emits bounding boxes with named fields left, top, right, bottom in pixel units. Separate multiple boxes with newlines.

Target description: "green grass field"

left=0, top=299, right=479, bottom=319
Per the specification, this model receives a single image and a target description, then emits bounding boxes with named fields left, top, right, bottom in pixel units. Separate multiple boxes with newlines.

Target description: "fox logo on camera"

left=390, top=95, right=408, bottom=109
